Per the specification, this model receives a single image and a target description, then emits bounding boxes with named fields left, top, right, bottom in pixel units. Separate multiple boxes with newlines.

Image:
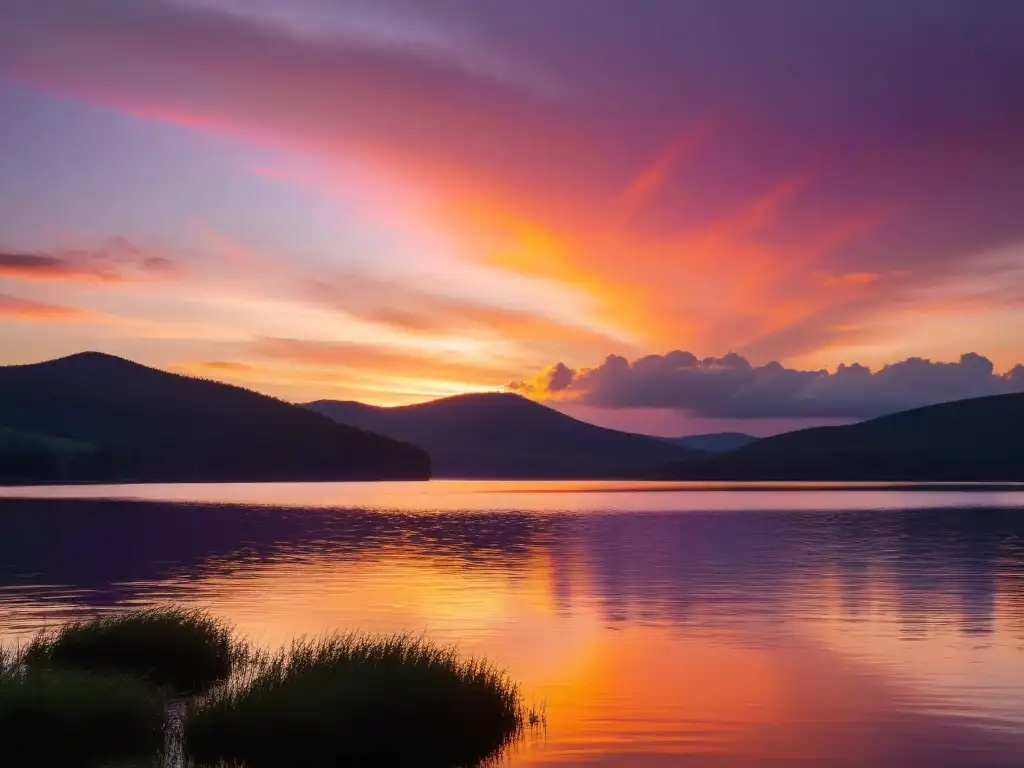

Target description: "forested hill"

left=0, top=352, right=430, bottom=483
left=669, top=392, right=1024, bottom=481
left=306, top=392, right=702, bottom=478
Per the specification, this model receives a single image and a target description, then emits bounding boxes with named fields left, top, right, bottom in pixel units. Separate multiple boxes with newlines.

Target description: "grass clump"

left=184, top=633, right=522, bottom=767
left=0, top=666, right=165, bottom=765
left=0, top=646, right=17, bottom=676
left=24, top=607, right=236, bottom=693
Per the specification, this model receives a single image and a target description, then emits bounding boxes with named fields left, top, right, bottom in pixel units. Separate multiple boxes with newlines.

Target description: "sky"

left=1, top=0, right=1023, bottom=436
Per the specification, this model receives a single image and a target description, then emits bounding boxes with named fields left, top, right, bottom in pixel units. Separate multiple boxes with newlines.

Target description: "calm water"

left=2, top=481, right=1024, bottom=767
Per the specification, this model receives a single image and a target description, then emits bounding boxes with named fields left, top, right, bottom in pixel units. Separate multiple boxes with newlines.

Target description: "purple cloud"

left=512, top=352, right=1024, bottom=419
left=0, top=238, right=179, bottom=283
left=2, top=0, right=1024, bottom=375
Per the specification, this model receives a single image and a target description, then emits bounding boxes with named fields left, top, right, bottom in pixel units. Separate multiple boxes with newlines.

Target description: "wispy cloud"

left=182, top=360, right=259, bottom=374
left=0, top=238, right=180, bottom=284
left=251, top=166, right=289, bottom=181
left=301, top=274, right=623, bottom=350
left=0, top=293, right=98, bottom=321
left=1, top=0, right=1023, bottom=400
left=253, top=336, right=523, bottom=385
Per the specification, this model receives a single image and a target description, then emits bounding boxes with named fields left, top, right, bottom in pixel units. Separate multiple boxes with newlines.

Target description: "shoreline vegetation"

left=1, top=608, right=529, bottom=767
left=23, top=607, right=237, bottom=693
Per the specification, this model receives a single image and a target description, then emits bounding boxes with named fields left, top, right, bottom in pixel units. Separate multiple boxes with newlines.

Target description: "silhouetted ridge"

left=0, top=352, right=429, bottom=483
left=660, top=432, right=759, bottom=453
left=669, top=392, right=1024, bottom=481
left=305, top=392, right=702, bottom=478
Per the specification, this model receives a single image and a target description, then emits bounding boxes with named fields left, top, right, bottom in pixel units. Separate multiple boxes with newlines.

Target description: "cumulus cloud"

left=510, top=352, right=1024, bottom=419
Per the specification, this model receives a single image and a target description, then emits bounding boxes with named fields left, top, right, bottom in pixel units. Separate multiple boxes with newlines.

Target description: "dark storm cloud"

left=512, top=352, right=1024, bottom=419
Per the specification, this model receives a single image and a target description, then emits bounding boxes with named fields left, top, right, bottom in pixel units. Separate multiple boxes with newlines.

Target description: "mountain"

left=305, top=392, right=703, bottom=478
left=0, top=425, right=95, bottom=455
left=670, top=392, right=1024, bottom=481
left=0, top=352, right=430, bottom=483
left=0, top=425, right=103, bottom=485
left=660, top=432, right=759, bottom=453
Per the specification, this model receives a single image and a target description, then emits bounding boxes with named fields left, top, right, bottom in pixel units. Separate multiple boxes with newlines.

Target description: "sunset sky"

left=1, top=0, right=1023, bottom=435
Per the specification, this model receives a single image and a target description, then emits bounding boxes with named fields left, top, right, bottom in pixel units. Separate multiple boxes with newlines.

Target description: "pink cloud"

left=251, top=166, right=289, bottom=181
left=2, top=0, right=1023, bottom=377
left=0, top=239, right=180, bottom=284
left=0, top=293, right=98, bottom=321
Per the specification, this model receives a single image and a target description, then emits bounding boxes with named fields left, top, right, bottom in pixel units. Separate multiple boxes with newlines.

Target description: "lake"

left=2, top=481, right=1023, bottom=766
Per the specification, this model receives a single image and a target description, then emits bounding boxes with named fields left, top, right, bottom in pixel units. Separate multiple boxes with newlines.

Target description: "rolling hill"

left=305, top=392, right=703, bottom=478
left=660, top=432, right=759, bottom=453
left=670, top=392, right=1024, bottom=481
left=0, top=352, right=430, bottom=483
left=0, top=425, right=102, bottom=485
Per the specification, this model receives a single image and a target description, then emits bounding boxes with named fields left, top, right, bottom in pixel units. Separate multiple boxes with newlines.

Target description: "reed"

left=0, top=666, right=165, bottom=764
left=24, top=607, right=237, bottom=693
left=184, top=632, right=522, bottom=767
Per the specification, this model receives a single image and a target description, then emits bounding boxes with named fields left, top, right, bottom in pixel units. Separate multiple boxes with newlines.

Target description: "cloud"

left=511, top=351, right=1024, bottom=419
left=253, top=336, right=522, bottom=385
left=251, top=166, right=288, bottom=181
left=545, top=362, right=575, bottom=392
left=0, top=0, right=570, bottom=189
left=191, top=224, right=625, bottom=362
left=173, top=0, right=561, bottom=97
left=183, top=360, right=259, bottom=374
left=0, top=238, right=179, bottom=284
left=0, top=293, right=96, bottom=321
left=301, top=275, right=620, bottom=349
left=2, top=0, right=1024, bottom=375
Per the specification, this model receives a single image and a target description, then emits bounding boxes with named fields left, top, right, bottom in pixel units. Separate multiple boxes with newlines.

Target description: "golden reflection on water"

left=4, top=479, right=1024, bottom=511
left=1, top=481, right=1023, bottom=766
left=163, top=547, right=1024, bottom=766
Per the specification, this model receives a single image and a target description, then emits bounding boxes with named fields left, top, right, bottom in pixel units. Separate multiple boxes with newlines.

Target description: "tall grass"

left=0, top=645, right=17, bottom=677
left=184, top=633, right=523, bottom=767
left=7, top=609, right=527, bottom=766
left=99, top=758, right=243, bottom=767
left=0, top=666, right=165, bottom=765
left=24, top=607, right=237, bottom=693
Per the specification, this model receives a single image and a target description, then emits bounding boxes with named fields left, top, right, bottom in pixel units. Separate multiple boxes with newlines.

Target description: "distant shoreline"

left=2, top=479, right=1023, bottom=494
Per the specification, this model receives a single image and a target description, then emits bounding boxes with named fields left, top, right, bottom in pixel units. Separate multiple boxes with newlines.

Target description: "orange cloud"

left=0, top=293, right=97, bottom=321
left=823, top=272, right=883, bottom=287
left=302, top=274, right=621, bottom=350
left=252, top=336, right=522, bottom=387
left=4, top=0, right=1024, bottom=386
left=619, top=113, right=722, bottom=219
left=173, top=347, right=514, bottom=405
left=185, top=360, right=261, bottom=374
left=2, top=24, right=896, bottom=370
left=436, top=167, right=893, bottom=365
